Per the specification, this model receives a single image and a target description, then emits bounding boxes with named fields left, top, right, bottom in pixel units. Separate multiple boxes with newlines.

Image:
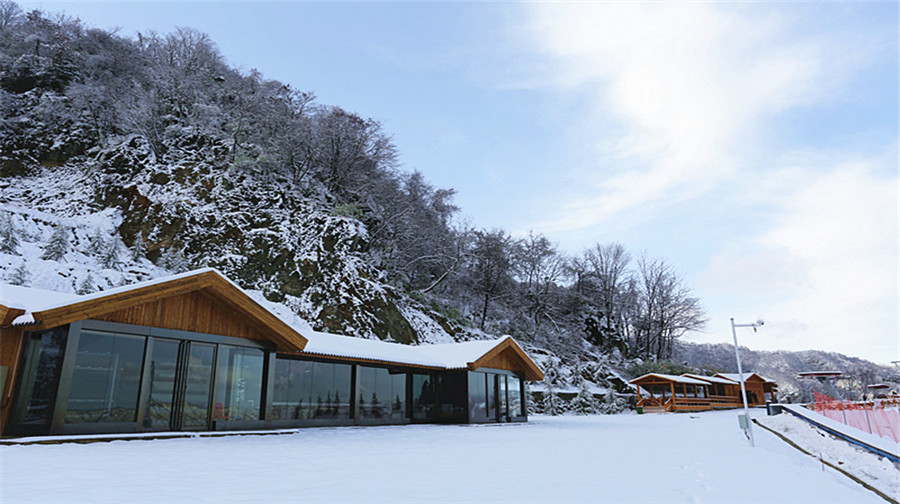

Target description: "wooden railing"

left=671, top=397, right=712, bottom=411
left=709, top=395, right=742, bottom=409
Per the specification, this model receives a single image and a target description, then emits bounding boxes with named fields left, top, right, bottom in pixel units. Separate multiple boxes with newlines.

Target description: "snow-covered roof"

left=716, top=372, right=777, bottom=384
left=629, top=373, right=710, bottom=385
left=2, top=269, right=543, bottom=379
left=301, top=331, right=516, bottom=370
left=0, top=284, right=80, bottom=312
left=681, top=374, right=737, bottom=385
left=4, top=267, right=231, bottom=325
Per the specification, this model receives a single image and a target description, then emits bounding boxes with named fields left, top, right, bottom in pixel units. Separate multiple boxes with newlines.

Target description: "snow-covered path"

left=0, top=410, right=890, bottom=503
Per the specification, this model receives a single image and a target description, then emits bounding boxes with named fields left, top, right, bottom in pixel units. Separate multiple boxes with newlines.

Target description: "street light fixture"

left=731, top=318, right=764, bottom=447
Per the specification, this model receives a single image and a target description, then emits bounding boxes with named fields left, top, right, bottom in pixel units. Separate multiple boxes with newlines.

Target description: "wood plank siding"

left=92, top=290, right=271, bottom=344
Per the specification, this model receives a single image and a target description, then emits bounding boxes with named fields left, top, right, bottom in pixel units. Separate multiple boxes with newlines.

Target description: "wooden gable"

left=468, top=338, right=544, bottom=381
left=25, top=270, right=307, bottom=352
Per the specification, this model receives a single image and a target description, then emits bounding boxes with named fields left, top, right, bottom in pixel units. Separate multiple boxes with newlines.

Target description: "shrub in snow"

left=41, top=225, right=70, bottom=261
left=541, top=356, right=566, bottom=415
left=0, top=212, right=20, bottom=254
left=7, top=262, right=31, bottom=286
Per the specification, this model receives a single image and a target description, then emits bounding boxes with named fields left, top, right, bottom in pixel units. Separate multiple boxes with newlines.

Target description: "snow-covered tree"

left=541, top=356, right=565, bottom=415
left=76, top=273, right=96, bottom=295
left=571, top=364, right=598, bottom=415
left=158, top=247, right=189, bottom=272
left=130, top=232, right=146, bottom=261
left=7, top=261, right=31, bottom=286
left=0, top=212, right=20, bottom=254
left=41, top=225, right=70, bottom=261
left=599, top=388, right=626, bottom=414
left=99, top=239, right=121, bottom=270
left=89, top=228, right=107, bottom=255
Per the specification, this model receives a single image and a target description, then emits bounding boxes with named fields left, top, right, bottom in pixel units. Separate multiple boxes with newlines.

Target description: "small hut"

left=630, top=373, right=712, bottom=412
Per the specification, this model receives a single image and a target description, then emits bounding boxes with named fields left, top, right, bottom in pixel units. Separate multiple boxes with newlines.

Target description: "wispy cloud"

left=511, top=3, right=860, bottom=232
left=503, top=3, right=898, bottom=361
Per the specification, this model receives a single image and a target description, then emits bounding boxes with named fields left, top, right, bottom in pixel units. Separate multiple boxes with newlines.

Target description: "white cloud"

left=696, top=158, right=899, bottom=362
left=515, top=3, right=847, bottom=232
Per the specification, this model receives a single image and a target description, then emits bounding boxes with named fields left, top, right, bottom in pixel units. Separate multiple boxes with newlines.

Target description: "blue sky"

left=18, top=1, right=899, bottom=364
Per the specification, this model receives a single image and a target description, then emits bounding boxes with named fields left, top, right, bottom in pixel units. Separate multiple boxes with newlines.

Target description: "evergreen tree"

left=41, top=225, right=70, bottom=261
left=99, top=239, right=121, bottom=269
left=89, top=228, right=107, bottom=252
left=131, top=232, right=146, bottom=262
left=76, top=273, right=96, bottom=295
left=0, top=212, right=20, bottom=254
left=599, top=388, right=626, bottom=414
left=7, top=261, right=31, bottom=286
left=542, top=356, right=564, bottom=415
left=158, top=247, right=189, bottom=272
left=571, top=364, right=598, bottom=415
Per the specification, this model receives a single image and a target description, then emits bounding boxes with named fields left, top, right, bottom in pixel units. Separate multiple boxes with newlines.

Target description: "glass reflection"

left=271, top=359, right=351, bottom=420
left=143, top=339, right=179, bottom=430
left=214, top=345, right=264, bottom=422
left=181, top=343, right=215, bottom=430
left=358, top=366, right=405, bottom=420
left=65, top=330, right=146, bottom=424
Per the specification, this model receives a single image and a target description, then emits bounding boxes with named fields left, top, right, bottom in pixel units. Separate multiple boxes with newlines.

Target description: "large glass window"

left=508, top=375, right=523, bottom=417
left=497, top=374, right=509, bottom=421
left=214, top=345, right=265, bottom=422
left=358, top=366, right=405, bottom=420
left=65, top=330, right=146, bottom=424
left=181, top=343, right=215, bottom=430
left=271, top=359, right=351, bottom=420
left=468, top=372, right=488, bottom=422
left=411, top=373, right=434, bottom=420
left=9, top=327, right=68, bottom=430
left=436, top=373, right=467, bottom=422
left=143, top=339, right=179, bottom=430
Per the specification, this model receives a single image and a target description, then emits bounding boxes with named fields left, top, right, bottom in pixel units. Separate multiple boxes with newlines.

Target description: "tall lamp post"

left=731, top=318, right=764, bottom=447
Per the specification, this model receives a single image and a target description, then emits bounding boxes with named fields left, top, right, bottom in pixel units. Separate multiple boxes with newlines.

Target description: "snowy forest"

left=1, top=2, right=896, bottom=408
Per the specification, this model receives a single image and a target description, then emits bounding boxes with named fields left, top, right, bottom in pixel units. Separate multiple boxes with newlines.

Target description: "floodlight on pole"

left=731, top=318, right=764, bottom=448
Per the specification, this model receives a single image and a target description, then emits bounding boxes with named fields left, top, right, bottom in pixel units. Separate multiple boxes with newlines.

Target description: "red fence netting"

left=810, top=391, right=900, bottom=443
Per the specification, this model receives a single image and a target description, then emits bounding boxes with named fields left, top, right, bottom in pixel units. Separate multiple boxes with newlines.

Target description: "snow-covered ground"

left=2, top=409, right=892, bottom=504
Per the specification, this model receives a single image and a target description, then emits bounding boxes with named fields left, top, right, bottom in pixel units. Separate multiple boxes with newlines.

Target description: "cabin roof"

left=715, top=372, right=776, bottom=384
left=629, top=373, right=710, bottom=385
left=1, top=269, right=544, bottom=380
left=298, top=332, right=544, bottom=380
left=681, top=374, right=736, bottom=385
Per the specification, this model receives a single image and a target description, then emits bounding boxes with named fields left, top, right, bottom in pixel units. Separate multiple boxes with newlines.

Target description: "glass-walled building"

left=0, top=270, right=543, bottom=437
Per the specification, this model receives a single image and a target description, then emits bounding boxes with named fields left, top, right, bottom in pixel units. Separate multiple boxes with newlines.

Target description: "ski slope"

left=1, top=410, right=891, bottom=503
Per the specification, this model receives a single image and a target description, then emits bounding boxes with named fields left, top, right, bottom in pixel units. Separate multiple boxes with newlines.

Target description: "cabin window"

left=508, top=375, right=523, bottom=417
left=8, top=327, right=68, bottom=431
left=65, top=330, right=146, bottom=424
left=214, top=345, right=265, bottom=422
left=410, top=373, right=435, bottom=420
left=271, top=359, right=351, bottom=420
left=357, top=366, right=406, bottom=420
left=468, top=372, right=489, bottom=421
left=435, top=373, right=467, bottom=422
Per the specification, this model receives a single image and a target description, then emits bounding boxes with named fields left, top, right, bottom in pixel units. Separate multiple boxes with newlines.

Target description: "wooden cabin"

left=0, top=269, right=543, bottom=438
left=630, top=373, right=713, bottom=412
left=714, top=373, right=778, bottom=406
left=631, top=372, right=779, bottom=413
